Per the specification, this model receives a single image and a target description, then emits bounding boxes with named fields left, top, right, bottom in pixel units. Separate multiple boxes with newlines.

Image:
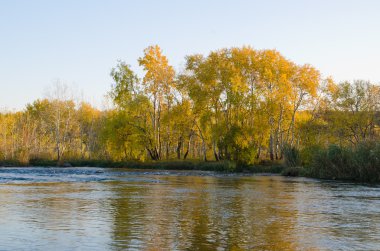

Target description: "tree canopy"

left=0, top=46, right=379, bottom=165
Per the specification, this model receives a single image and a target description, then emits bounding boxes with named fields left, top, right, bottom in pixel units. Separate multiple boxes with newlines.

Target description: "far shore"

left=0, top=159, right=285, bottom=174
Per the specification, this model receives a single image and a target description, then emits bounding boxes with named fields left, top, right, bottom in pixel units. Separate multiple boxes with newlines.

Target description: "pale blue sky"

left=1, top=0, right=380, bottom=109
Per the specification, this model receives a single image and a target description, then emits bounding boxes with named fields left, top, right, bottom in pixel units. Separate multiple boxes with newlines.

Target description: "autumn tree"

left=1, top=45, right=373, bottom=168
left=138, top=45, right=175, bottom=160
left=326, top=80, right=380, bottom=145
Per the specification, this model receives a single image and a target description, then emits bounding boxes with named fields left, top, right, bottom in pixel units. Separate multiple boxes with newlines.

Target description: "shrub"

left=309, top=142, right=380, bottom=182
left=283, top=144, right=301, bottom=167
left=282, top=166, right=305, bottom=177
left=353, top=142, right=380, bottom=182
left=299, top=145, right=322, bottom=166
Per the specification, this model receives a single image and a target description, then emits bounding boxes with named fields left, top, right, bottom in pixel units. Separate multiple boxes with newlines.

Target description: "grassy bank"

left=0, top=158, right=285, bottom=174
left=307, top=143, right=380, bottom=182
left=281, top=142, right=380, bottom=182
left=3, top=142, right=378, bottom=182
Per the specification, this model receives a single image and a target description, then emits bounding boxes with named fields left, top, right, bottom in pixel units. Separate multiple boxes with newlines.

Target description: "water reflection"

left=0, top=168, right=380, bottom=250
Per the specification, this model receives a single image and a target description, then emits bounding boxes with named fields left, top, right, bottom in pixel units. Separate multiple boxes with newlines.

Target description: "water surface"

left=0, top=167, right=379, bottom=250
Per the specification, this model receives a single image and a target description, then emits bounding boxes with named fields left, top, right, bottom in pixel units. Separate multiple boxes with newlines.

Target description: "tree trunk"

left=183, top=133, right=192, bottom=160
left=213, top=140, right=219, bottom=161
left=269, top=133, right=274, bottom=161
left=176, top=136, right=182, bottom=159
left=202, top=141, right=207, bottom=161
left=256, top=145, right=261, bottom=159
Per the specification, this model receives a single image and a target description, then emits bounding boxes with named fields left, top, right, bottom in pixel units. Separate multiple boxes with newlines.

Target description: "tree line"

left=0, top=45, right=379, bottom=166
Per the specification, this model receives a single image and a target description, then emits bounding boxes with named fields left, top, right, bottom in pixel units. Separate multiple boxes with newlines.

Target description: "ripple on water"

left=0, top=167, right=380, bottom=250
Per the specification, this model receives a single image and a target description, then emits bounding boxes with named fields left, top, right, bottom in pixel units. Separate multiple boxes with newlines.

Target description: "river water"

left=0, top=167, right=379, bottom=250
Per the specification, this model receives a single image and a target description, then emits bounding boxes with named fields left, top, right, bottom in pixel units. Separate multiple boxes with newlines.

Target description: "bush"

left=29, top=158, right=58, bottom=167
left=299, top=145, right=323, bottom=166
left=283, top=144, right=301, bottom=167
left=309, top=142, right=380, bottom=182
left=282, top=166, right=306, bottom=177
left=354, top=142, right=380, bottom=182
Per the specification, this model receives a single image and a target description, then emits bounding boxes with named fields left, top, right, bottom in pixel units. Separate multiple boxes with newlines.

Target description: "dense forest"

left=0, top=46, right=379, bottom=179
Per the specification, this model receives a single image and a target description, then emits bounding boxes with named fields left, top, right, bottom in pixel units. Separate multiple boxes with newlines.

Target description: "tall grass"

left=309, top=142, right=380, bottom=182
left=283, top=144, right=301, bottom=167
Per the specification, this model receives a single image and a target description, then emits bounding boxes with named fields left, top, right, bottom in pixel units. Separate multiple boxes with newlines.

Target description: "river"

left=0, top=167, right=379, bottom=250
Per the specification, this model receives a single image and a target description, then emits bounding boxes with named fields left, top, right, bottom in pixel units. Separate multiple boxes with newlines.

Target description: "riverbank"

left=1, top=150, right=379, bottom=182
left=281, top=143, right=380, bottom=183
left=0, top=159, right=285, bottom=174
